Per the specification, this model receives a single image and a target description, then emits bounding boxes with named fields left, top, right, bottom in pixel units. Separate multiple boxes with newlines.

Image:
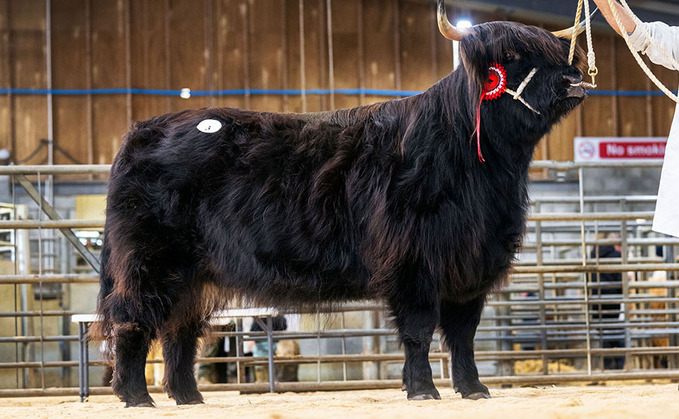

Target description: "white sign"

left=574, top=137, right=667, bottom=162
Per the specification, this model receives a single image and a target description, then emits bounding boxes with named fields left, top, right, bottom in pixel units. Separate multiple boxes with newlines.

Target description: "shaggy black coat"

left=94, top=21, right=586, bottom=406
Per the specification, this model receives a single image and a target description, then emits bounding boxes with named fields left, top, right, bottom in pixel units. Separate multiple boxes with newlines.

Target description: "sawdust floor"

left=1, top=384, right=678, bottom=419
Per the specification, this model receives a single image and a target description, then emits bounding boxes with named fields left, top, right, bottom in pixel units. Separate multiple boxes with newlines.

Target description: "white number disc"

left=197, top=119, right=223, bottom=133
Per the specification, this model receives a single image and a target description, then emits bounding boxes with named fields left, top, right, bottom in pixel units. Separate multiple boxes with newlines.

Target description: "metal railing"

left=0, top=161, right=677, bottom=397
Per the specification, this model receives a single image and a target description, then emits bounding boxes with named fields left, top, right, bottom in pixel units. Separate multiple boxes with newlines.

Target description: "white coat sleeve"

left=628, top=21, right=679, bottom=71
left=628, top=23, right=679, bottom=237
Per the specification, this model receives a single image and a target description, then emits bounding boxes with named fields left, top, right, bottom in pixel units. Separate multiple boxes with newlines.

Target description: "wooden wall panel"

left=130, top=0, right=170, bottom=122
left=249, top=0, right=285, bottom=112
left=168, top=0, right=207, bottom=112
left=3, top=0, right=679, bottom=163
left=212, top=0, right=247, bottom=111
left=363, top=0, right=396, bottom=104
left=300, top=0, right=323, bottom=112
left=52, top=0, right=89, bottom=165
left=400, top=1, right=436, bottom=91
left=616, top=37, right=651, bottom=137
left=283, top=0, right=303, bottom=112
left=91, top=0, right=128, bottom=164
left=651, top=64, right=678, bottom=137
left=582, top=34, right=618, bottom=137
left=331, top=0, right=360, bottom=111
left=0, top=0, right=10, bottom=152
left=11, top=0, right=47, bottom=165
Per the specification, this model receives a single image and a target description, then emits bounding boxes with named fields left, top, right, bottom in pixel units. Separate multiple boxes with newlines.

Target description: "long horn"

left=552, top=7, right=600, bottom=38
left=437, top=0, right=472, bottom=41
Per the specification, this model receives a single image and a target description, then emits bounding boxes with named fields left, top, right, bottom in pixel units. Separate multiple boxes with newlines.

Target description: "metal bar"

left=14, top=174, right=100, bottom=272
left=528, top=212, right=654, bottom=221
left=0, top=275, right=98, bottom=284
left=0, top=161, right=664, bottom=176
left=0, top=165, right=110, bottom=175
left=6, top=370, right=679, bottom=399
left=0, top=220, right=103, bottom=229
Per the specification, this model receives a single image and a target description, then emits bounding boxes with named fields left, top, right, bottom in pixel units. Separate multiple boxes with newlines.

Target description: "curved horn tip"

left=437, top=0, right=471, bottom=41
left=552, top=7, right=599, bottom=39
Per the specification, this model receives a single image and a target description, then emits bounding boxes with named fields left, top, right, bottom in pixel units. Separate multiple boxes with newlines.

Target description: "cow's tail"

left=88, top=231, right=115, bottom=361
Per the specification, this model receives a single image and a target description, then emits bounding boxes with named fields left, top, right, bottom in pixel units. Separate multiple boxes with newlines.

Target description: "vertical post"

left=579, top=166, right=593, bottom=375
left=326, top=0, right=335, bottom=110
left=78, top=322, right=85, bottom=402
left=45, top=0, right=53, bottom=170
left=205, top=0, right=214, bottom=108
left=85, top=0, right=94, bottom=166
left=236, top=318, right=244, bottom=383
left=392, top=0, right=401, bottom=93
left=83, top=322, right=90, bottom=399
left=317, top=0, right=327, bottom=110
left=6, top=0, right=16, bottom=160
left=357, top=0, right=365, bottom=106
left=299, top=0, right=307, bottom=112
left=242, top=0, right=252, bottom=110
left=610, top=37, right=619, bottom=136
left=266, top=316, right=274, bottom=393
left=164, top=0, right=171, bottom=113
left=125, top=0, right=132, bottom=127
left=621, top=214, right=631, bottom=370
left=280, top=0, right=289, bottom=112
left=536, top=202, right=548, bottom=375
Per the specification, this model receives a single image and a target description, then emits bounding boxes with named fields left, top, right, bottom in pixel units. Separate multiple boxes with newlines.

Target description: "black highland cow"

left=94, top=1, right=590, bottom=407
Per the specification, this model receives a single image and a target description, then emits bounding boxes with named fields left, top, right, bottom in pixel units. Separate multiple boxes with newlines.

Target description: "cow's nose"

left=562, top=74, right=583, bottom=88
left=564, top=74, right=586, bottom=98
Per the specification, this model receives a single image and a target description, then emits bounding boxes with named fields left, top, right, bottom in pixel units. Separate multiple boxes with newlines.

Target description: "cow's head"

left=438, top=0, right=590, bottom=143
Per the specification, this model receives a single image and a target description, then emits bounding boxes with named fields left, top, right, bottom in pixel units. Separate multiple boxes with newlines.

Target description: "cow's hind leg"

left=159, top=314, right=207, bottom=405
left=111, top=321, right=155, bottom=407
left=439, top=296, right=490, bottom=400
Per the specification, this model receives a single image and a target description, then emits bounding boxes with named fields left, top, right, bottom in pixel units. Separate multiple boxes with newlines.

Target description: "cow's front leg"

left=388, top=272, right=440, bottom=400
left=439, top=296, right=490, bottom=400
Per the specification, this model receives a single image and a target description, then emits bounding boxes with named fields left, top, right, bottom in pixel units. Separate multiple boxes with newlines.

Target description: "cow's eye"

left=504, top=52, right=519, bottom=62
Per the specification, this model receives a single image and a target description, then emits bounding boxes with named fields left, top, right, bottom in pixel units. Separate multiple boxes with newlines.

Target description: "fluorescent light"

left=456, top=20, right=473, bottom=29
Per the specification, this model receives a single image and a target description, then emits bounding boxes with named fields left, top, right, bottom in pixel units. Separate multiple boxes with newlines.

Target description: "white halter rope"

left=505, top=67, right=541, bottom=115
left=607, top=0, right=679, bottom=104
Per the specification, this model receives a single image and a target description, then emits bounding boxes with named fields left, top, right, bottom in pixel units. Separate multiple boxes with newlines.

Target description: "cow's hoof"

left=408, top=394, right=437, bottom=401
left=182, top=399, right=205, bottom=405
left=125, top=398, right=155, bottom=408
left=175, top=392, right=204, bottom=405
left=464, top=392, right=491, bottom=400
left=407, top=389, right=441, bottom=401
left=122, top=392, right=155, bottom=408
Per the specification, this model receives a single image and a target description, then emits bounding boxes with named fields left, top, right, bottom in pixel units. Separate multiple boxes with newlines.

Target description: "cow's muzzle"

left=563, top=74, right=588, bottom=98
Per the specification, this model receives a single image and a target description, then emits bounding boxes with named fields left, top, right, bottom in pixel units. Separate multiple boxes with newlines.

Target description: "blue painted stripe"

left=0, top=88, right=676, bottom=97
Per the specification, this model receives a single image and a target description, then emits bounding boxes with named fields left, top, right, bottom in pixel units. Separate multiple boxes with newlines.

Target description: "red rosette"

left=482, top=63, right=507, bottom=101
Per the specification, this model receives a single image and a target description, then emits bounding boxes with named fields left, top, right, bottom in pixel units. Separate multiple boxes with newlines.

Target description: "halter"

left=474, top=63, right=541, bottom=163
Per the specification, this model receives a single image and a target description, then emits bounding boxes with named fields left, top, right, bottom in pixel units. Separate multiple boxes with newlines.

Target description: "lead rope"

left=583, top=0, right=599, bottom=86
left=568, top=0, right=584, bottom=66
left=569, top=0, right=599, bottom=88
left=608, top=0, right=679, bottom=103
